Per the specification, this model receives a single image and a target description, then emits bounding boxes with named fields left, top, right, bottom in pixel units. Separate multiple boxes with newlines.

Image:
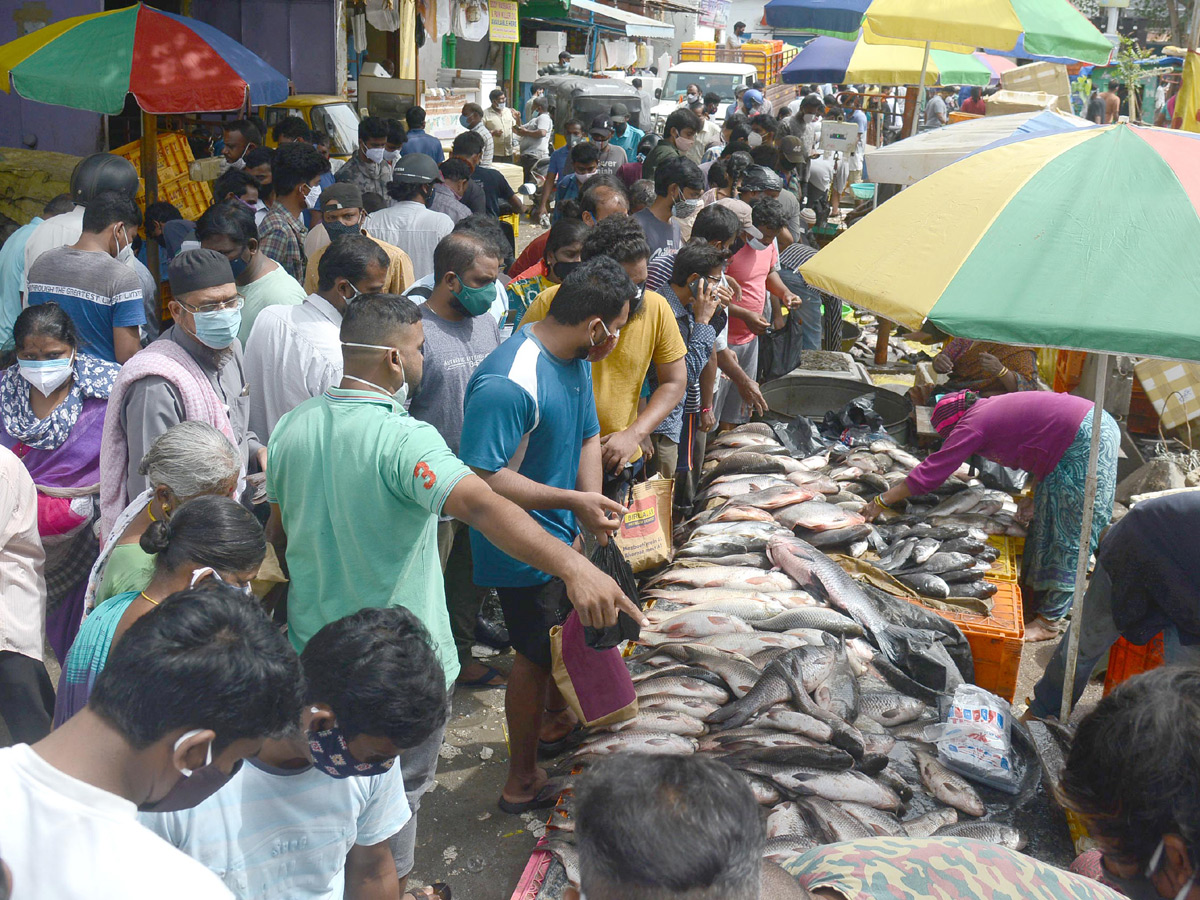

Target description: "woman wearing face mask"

left=1, top=304, right=120, bottom=660
left=507, top=219, right=588, bottom=326
left=54, top=495, right=266, bottom=726
left=1061, top=667, right=1199, bottom=900
left=87, top=420, right=242, bottom=607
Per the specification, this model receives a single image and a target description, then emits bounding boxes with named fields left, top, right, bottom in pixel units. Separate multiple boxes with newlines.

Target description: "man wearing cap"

left=366, top=154, right=454, bottom=282
left=195, top=199, right=306, bottom=346
left=607, top=104, right=644, bottom=164
left=587, top=115, right=630, bottom=176
left=302, top=182, right=416, bottom=298
left=739, top=165, right=802, bottom=248
left=100, top=249, right=264, bottom=528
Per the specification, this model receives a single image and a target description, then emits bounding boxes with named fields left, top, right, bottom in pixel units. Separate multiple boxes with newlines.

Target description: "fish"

left=689, top=521, right=791, bottom=540
left=709, top=506, right=779, bottom=524
left=744, top=777, right=783, bottom=806
left=672, top=553, right=774, bottom=569
left=774, top=501, right=867, bottom=533
left=732, top=484, right=821, bottom=510
left=645, top=567, right=798, bottom=592
left=573, top=732, right=699, bottom=758
left=642, top=588, right=815, bottom=608
left=707, top=432, right=783, bottom=450
left=766, top=801, right=811, bottom=839
left=725, top=421, right=777, bottom=438
left=938, top=536, right=988, bottom=556
left=633, top=676, right=730, bottom=704
left=860, top=731, right=897, bottom=757
left=858, top=691, right=927, bottom=726
left=704, top=671, right=793, bottom=730
left=636, top=694, right=723, bottom=719
left=768, top=537, right=921, bottom=666
left=705, top=443, right=789, bottom=461
left=799, top=797, right=873, bottom=842
left=755, top=608, right=864, bottom=637
left=902, top=808, right=959, bottom=838
left=648, top=644, right=762, bottom=699
left=875, top=537, right=919, bottom=572
left=697, top=475, right=790, bottom=502
left=934, top=822, right=1027, bottom=850
left=722, top=744, right=856, bottom=772
left=753, top=708, right=836, bottom=744
left=607, top=712, right=708, bottom=737
left=763, top=834, right=819, bottom=864
left=836, top=801, right=908, bottom=837
left=675, top=538, right=770, bottom=559
left=645, top=597, right=788, bottom=622
left=698, top=633, right=808, bottom=655
left=897, top=572, right=951, bottom=599
left=731, top=760, right=903, bottom=811
left=899, top=551, right=977, bottom=576
left=793, top=523, right=872, bottom=548
left=952, top=581, right=999, bottom=600
left=913, top=749, right=986, bottom=817
left=942, top=563, right=996, bottom=583
left=822, top=637, right=861, bottom=723
left=911, top=538, right=941, bottom=565
left=875, top=767, right=915, bottom=804
left=701, top=452, right=802, bottom=485
left=643, top=611, right=754, bottom=640
left=786, top=471, right=840, bottom=494
left=548, top=839, right=581, bottom=888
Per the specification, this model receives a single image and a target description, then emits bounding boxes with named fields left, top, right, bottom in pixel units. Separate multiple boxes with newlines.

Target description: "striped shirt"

left=26, top=246, right=145, bottom=363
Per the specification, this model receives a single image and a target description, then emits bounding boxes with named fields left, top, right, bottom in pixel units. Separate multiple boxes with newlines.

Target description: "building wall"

left=0, top=0, right=106, bottom=156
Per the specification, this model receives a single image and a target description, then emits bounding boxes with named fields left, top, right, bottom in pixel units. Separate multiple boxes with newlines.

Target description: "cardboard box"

left=1000, top=62, right=1072, bottom=112
left=985, top=90, right=1062, bottom=116
left=1134, top=358, right=1200, bottom=431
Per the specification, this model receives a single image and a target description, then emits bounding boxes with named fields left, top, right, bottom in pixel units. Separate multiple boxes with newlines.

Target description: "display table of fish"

left=527, top=423, right=1054, bottom=898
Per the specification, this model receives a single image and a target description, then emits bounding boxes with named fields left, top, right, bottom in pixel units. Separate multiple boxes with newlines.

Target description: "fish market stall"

left=510, top=414, right=1079, bottom=900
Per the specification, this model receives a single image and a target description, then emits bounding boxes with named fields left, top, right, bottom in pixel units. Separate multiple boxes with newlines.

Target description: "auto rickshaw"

left=532, top=76, right=645, bottom=146
left=258, top=95, right=361, bottom=160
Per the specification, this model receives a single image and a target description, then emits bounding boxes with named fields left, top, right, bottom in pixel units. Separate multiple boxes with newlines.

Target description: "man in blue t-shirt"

left=25, top=191, right=145, bottom=363
left=399, top=106, right=445, bottom=163
left=461, top=256, right=637, bottom=816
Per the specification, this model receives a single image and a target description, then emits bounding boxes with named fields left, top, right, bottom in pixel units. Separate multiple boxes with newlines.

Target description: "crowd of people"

left=0, top=73, right=1195, bottom=900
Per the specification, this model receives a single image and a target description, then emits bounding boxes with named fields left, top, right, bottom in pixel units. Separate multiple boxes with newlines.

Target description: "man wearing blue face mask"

left=196, top=201, right=306, bottom=346
left=143, top=606, right=448, bottom=900
left=104, top=249, right=265, bottom=515
left=25, top=191, right=145, bottom=364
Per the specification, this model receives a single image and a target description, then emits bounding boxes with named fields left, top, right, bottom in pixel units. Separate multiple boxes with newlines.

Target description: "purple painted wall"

left=0, top=0, right=106, bottom=157
left=189, top=0, right=338, bottom=96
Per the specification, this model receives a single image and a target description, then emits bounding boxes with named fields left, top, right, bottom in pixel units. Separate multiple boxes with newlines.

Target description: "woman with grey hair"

left=83, top=420, right=241, bottom=611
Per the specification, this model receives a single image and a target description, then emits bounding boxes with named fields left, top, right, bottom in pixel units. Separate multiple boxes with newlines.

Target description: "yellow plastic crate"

left=985, top=534, right=1021, bottom=583
left=159, top=175, right=213, bottom=223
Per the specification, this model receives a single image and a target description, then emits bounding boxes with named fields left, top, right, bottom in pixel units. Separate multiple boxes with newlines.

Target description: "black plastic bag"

left=757, top=305, right=805, bottom=384
left=819, top=394, right=891, bottom=446
left=969, top=456, right=1029, bottom=493
left=584, top=540, right=643, bottom=650
left=770, top=415, right=830, bottom=457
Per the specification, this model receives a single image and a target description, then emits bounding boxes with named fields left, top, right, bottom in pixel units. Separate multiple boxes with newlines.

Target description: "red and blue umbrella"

left=0, top=3, right=289, bottom=115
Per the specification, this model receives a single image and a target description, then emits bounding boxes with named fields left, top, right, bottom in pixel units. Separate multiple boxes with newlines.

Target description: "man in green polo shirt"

left=265, top=291, right=638, bottom=900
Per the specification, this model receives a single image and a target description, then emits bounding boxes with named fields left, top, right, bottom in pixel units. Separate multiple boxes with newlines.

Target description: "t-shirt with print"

left=725, top=240, right=778, bottom=346
left=519, top=113, right=554, bottom=157
left=520, top=285, right=687, bottom=459
left=26, top=246, right=145, bottom=362
left=140, top=758, right=410, bottom=900
left=266, top=388, right=472, bottom=683
left=634, top=208, right=682, bottom=262
left=408, top=303, right=502, bottom=455
left=460, top=325, right=600, bottom=588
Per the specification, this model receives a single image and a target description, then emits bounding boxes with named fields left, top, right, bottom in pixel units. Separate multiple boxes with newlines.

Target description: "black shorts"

left=496, top=578, right=572, bottom=669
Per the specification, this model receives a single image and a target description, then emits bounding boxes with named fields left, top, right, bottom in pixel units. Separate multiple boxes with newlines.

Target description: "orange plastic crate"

left=1053, top=349, right=1087, bottom=393
left=1103, top=634, right=1164, bottom=696
left=910, top=580, right=1023, bottom=702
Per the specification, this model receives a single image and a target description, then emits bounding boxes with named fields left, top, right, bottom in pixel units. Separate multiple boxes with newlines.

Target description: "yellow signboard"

left=490, top=0, right=519, bottom=42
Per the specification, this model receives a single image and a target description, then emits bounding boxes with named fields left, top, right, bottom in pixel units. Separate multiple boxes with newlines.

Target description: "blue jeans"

left=1028, top=565, right=1200, bottom=718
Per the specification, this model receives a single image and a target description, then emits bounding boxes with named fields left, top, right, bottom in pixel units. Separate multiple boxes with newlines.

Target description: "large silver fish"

left=913, top=748, right=986, bottom=817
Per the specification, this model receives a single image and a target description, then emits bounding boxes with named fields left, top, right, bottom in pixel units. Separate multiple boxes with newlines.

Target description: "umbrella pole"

left=915, top=41, right=931, bottom=131
left=1059, top=354, right=1108, bottom=722
left=140, top=110, right=160, bottom=316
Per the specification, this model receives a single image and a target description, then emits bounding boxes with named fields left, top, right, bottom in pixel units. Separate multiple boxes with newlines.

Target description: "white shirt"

left=0, top=446, right=46, bottom=660
left=519, top=113, right=553, bottom=158
left=141, top=758, right=410, bottom=900
left=0, top=743, right=234, bottom=900
left=473, top=121, right=495, bottom=167
left=364, top=202, right=453, bottom=281
left=244, top=293, right=344, bottom=440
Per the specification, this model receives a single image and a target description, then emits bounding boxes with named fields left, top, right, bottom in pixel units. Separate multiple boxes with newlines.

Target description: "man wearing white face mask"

left=0, top=581, right=303, bottom=900
left=101, top=250, right=265, bottom=526
left=26, top=191, right=145, bottom=364
left=258, top=142, right=327, bottom=282
left=335, top=116, right=395, bottom=197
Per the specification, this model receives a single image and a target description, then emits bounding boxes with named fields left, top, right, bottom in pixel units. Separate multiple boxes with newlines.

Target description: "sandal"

left=404, top=884, right=451, bottom=900
left=498, top=781, right=561, bottom=815
left=455, top=665, right=506, bottom=689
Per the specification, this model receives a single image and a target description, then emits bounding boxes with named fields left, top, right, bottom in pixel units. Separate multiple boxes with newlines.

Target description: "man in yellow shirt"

left=519, top=215, right=687, bottom=489
left=301, top=184, right=415, bottom=296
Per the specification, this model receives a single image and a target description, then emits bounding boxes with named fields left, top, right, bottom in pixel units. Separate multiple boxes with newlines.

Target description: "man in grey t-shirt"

left=405, top=232, right=504, bottom=688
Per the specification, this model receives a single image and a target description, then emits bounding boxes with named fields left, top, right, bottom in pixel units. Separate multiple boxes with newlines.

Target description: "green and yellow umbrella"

left=800, top=124, right=1200, bottom=362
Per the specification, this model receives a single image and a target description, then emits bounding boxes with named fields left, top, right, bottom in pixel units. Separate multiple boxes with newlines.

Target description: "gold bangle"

left=874, top=495, right=892, bottom=511
left=998, top=366, right=1011, bottom=378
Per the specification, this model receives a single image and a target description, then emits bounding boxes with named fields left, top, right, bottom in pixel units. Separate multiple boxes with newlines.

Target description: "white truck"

left=648, top=48, right=797, bottom=134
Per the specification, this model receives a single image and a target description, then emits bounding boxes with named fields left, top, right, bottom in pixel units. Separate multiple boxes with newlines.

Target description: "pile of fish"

left=681, top=423, right=1022, bottom=604
left=537, top=426, right=1035, bottom=890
